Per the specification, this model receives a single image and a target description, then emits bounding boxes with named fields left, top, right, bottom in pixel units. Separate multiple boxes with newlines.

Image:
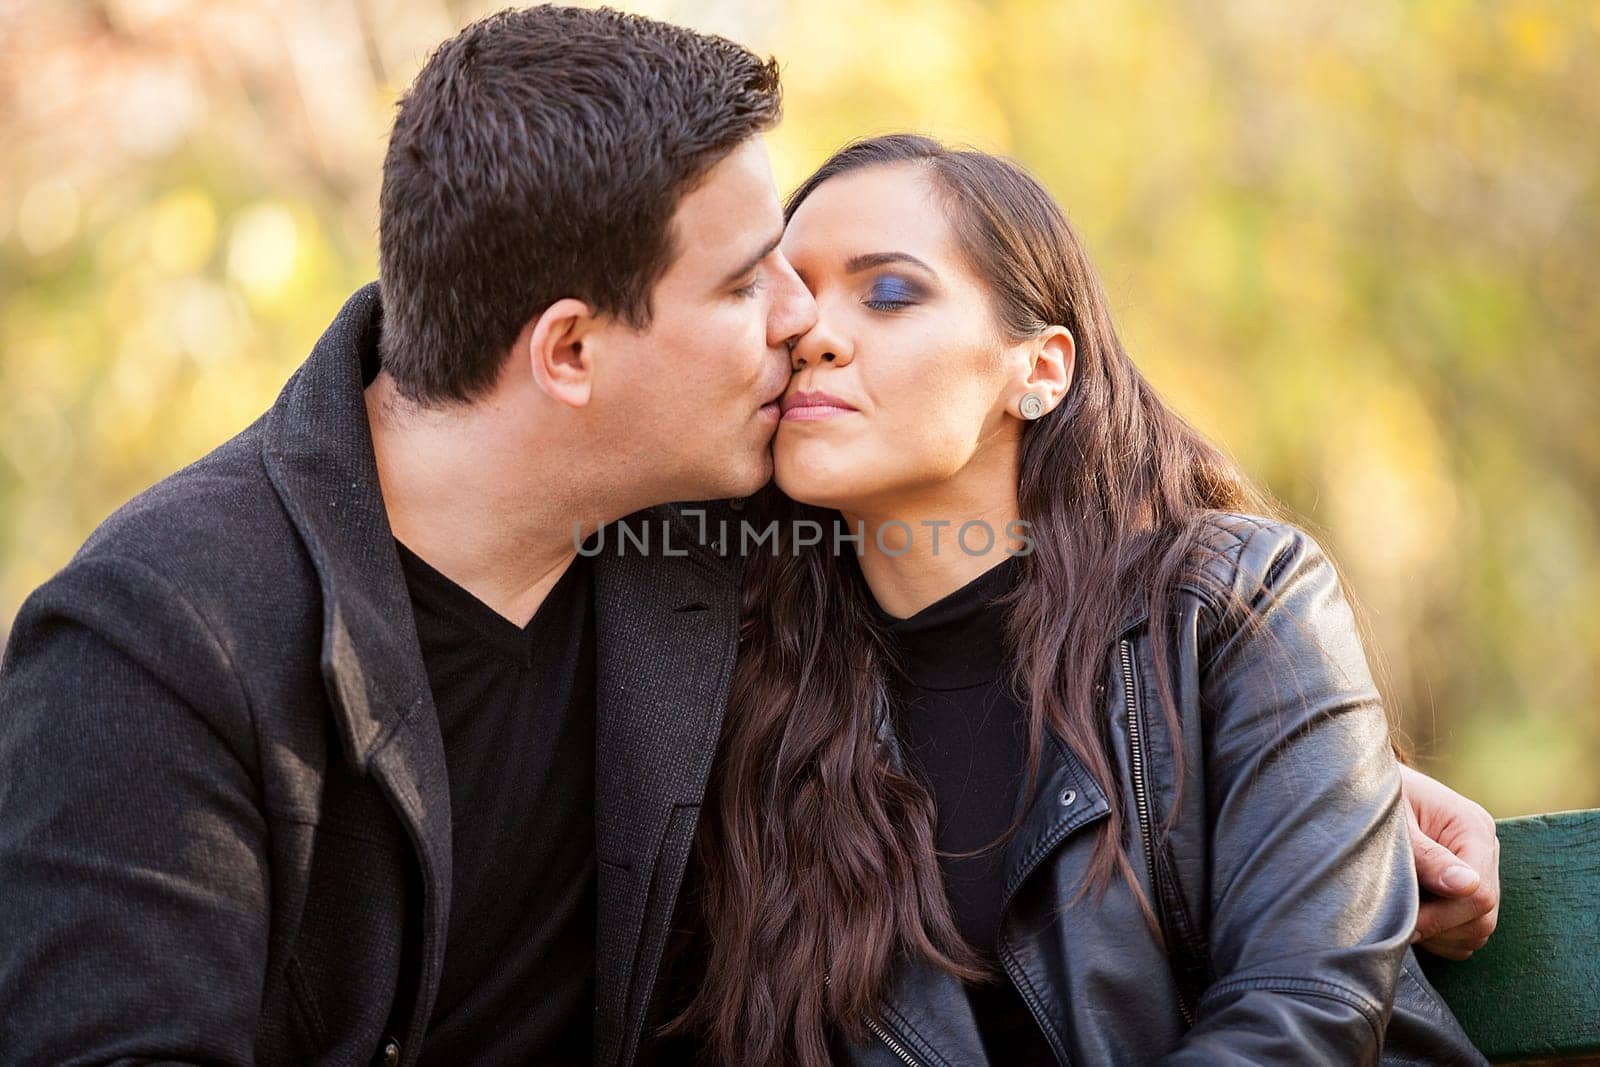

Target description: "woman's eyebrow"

left=844, top=251, right=937, bottom=277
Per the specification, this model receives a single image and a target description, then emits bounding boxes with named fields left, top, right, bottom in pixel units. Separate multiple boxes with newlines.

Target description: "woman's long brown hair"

left=672, top=134, right=1283, bottom=1065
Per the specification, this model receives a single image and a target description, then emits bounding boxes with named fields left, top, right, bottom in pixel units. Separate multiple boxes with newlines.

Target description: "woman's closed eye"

left=864, top=274, right=924, bottom=311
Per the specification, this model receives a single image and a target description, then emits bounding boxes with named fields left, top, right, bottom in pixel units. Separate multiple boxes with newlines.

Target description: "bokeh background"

left=2, top=0, right=1596, bottom=816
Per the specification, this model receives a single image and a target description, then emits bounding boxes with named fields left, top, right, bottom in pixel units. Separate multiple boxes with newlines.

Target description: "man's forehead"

left=668, top=144, right=784, bottom=276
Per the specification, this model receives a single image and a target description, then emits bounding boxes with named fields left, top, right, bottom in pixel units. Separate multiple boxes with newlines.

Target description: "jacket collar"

left=869, top=709, right=1112, bottom=1066
left=999, top=731, right=1112, bottom=908
left=877, top=704, right=1112, bottom=923
left=259, top=284, right=453, bottom=1051
left=873, top=598, right=1132, bottom=913
left=260, top=283, right=437, bottom=773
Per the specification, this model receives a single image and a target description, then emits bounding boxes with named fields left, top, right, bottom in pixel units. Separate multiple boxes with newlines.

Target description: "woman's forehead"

left=782, top=164, right=952, bottom=265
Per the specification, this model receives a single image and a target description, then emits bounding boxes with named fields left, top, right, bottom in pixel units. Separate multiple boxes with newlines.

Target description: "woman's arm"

left=1165, top=522, right=1415, bottom=1065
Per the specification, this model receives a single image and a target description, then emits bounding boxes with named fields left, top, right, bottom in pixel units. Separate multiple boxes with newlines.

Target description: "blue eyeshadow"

left=869, top=276, right=919, bottom=304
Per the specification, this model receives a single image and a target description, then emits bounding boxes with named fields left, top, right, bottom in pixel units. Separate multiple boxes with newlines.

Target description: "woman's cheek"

left=896, top=393, right=974, bottom=478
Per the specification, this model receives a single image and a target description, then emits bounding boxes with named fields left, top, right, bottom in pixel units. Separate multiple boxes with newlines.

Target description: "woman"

left=671, top=135, right=1483, bottom=1064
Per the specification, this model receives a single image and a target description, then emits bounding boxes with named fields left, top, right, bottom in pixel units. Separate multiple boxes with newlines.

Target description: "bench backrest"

left=1419, top=809, right=1600, bottom=1063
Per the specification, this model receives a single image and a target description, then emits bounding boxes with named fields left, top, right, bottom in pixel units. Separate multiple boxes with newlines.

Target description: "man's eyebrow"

left=844, top=251, right=938, bottom=276
left=719, top=230, right=784, bottom=288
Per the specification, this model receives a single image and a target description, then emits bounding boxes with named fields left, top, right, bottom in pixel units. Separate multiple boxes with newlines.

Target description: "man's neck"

left=365, top=372, right=634, bottom=627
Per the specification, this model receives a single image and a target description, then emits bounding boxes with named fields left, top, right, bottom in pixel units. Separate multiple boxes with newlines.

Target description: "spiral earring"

left=1019, top=392, right=1046, bottom=420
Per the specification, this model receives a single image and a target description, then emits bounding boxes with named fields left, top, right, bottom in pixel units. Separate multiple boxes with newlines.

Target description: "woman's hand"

left=1400, top=763, right=1501, bottom=960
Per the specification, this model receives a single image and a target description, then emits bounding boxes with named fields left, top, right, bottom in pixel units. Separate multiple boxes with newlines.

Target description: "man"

left=0, top=6, right=1498, bottom=1066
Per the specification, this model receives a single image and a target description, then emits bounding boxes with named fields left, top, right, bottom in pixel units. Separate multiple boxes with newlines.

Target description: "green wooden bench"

left=1419, top=809, right=1600, bottom=1064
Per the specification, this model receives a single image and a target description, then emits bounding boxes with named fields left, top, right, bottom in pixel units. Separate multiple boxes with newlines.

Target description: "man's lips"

left=756, top=378, right=789, bottom=421
left=780, top=390, right=859, bottom=422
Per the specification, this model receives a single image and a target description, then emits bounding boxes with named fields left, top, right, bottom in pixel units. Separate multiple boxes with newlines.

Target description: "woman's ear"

left=524, top=297, right=597, bottom=409
left=1024, top=325, right=1075, bottom=414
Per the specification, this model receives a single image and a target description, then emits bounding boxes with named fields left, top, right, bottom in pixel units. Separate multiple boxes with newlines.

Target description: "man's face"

left=589, top=137, right=815, bottom=503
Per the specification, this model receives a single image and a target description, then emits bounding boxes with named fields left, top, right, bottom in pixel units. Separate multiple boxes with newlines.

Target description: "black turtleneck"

left=871, top=553, right=1055, bottom=1065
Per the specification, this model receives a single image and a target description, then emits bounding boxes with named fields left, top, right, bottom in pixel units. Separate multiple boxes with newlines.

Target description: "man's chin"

left=724, top=454, right=775, bottom=499
left=691, top=440, right=773, bottom=502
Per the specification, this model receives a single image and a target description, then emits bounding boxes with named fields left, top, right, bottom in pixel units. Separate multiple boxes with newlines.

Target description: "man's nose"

left=768, top=252, right=817, bottom=351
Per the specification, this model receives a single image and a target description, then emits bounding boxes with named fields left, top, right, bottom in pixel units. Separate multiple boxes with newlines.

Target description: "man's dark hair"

left=377, top=5, right=782, bottom=403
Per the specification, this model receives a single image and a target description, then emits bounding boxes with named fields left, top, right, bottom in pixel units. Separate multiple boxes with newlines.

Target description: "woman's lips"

left=782, top=404, right=854, bottom=422
left=781, top=390, right=859, bottom=422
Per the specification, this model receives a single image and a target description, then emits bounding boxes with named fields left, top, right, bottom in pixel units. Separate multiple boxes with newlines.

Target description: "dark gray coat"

left=0, top=285, right=740, bottom=1066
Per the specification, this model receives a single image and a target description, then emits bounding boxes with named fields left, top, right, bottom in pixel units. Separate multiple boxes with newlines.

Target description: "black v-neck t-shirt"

left=398, top=541, right=597, bottom=1065
left=872, top=554, right=1056, bottom=1065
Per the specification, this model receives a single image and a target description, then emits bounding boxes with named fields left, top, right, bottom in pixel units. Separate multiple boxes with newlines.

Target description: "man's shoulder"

left=53, top=417, right=319, bottom=636
left=82, top=417, right=282, bottom=554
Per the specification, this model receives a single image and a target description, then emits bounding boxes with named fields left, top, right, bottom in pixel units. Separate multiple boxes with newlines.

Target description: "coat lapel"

left=867, top=692, right=1112, bottom=1065
left=590, top=504, right=743, bottom=1066
left=998, top=731, right=1112, bottom=909
left=869, top=958, right=992, bottom=1065
left=261, top=284, right=452, bottom=1058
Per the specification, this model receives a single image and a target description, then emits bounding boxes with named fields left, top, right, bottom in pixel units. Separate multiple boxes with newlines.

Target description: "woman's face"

left=774, top=163, right=1058, bottom=515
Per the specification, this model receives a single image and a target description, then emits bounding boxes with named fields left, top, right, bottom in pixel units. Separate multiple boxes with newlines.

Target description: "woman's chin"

left=771, top=472, right=837, bottom=508
left=773, top=452, right=855, bottom=509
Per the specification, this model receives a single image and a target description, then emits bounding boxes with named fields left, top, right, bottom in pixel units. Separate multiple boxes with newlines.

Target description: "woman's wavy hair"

left=672, top=133, right=1284, bottom=1065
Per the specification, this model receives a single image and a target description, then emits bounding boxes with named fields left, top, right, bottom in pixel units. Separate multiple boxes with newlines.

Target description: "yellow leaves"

left=147, top=189, right=218, bottom=276
left=766, top=0, right=1011, bottom=187
left=0, top=0, right=1595, bottom=813
left=16, top=179, right=81, bottom=258
left=1, top=393, right=76, bottom=489
left=1322, top=378, right=1459, bottom=584
left=1503, top=7, right=1563, bottom=72
left=226, top=202, right=301, bottom=308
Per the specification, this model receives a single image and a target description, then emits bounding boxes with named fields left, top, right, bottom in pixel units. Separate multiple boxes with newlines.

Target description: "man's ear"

left=524, top=298, right=598, bottom=409
left=1025, top=325, right=1075, bottom=411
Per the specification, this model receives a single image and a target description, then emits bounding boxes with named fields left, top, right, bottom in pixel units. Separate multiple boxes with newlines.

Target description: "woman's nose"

left=789, top=319, right=852, bottom=371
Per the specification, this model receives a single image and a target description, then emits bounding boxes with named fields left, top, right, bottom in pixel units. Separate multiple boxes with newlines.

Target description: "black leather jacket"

left=839, top=513, right=1485, bottom=1066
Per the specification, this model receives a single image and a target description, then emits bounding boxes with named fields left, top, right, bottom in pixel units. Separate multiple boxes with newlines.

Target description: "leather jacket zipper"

left=864, top=1013, right=923, bottom=1067
left=1120, top=637, right=1194, bottom=1027
left=1119, top=639, right=1158, bottom=909
left=826, top=973, right=924, bottom=1066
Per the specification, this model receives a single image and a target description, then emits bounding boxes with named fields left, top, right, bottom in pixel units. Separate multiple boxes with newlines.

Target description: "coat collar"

left=259, top=283, right=452, bottom=1052
left=869, top=664, right=1112, bottom=933
left=260, top=284, right=438, bottom=771
left=876, top=703, right=1113, bottom=925
left=998, top=731, right=1112, bottom=908
left=870, top=700, right=1112, bottom=1066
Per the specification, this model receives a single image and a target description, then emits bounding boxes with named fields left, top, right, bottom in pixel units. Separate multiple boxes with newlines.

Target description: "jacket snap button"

left=381, top=1038, right=401, bottom=1067
left=1059, top=788, right=1077, bottom=807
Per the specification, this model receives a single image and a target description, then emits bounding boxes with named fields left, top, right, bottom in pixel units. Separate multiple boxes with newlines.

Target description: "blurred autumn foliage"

left=1, top=0, right=1596, bottom=815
